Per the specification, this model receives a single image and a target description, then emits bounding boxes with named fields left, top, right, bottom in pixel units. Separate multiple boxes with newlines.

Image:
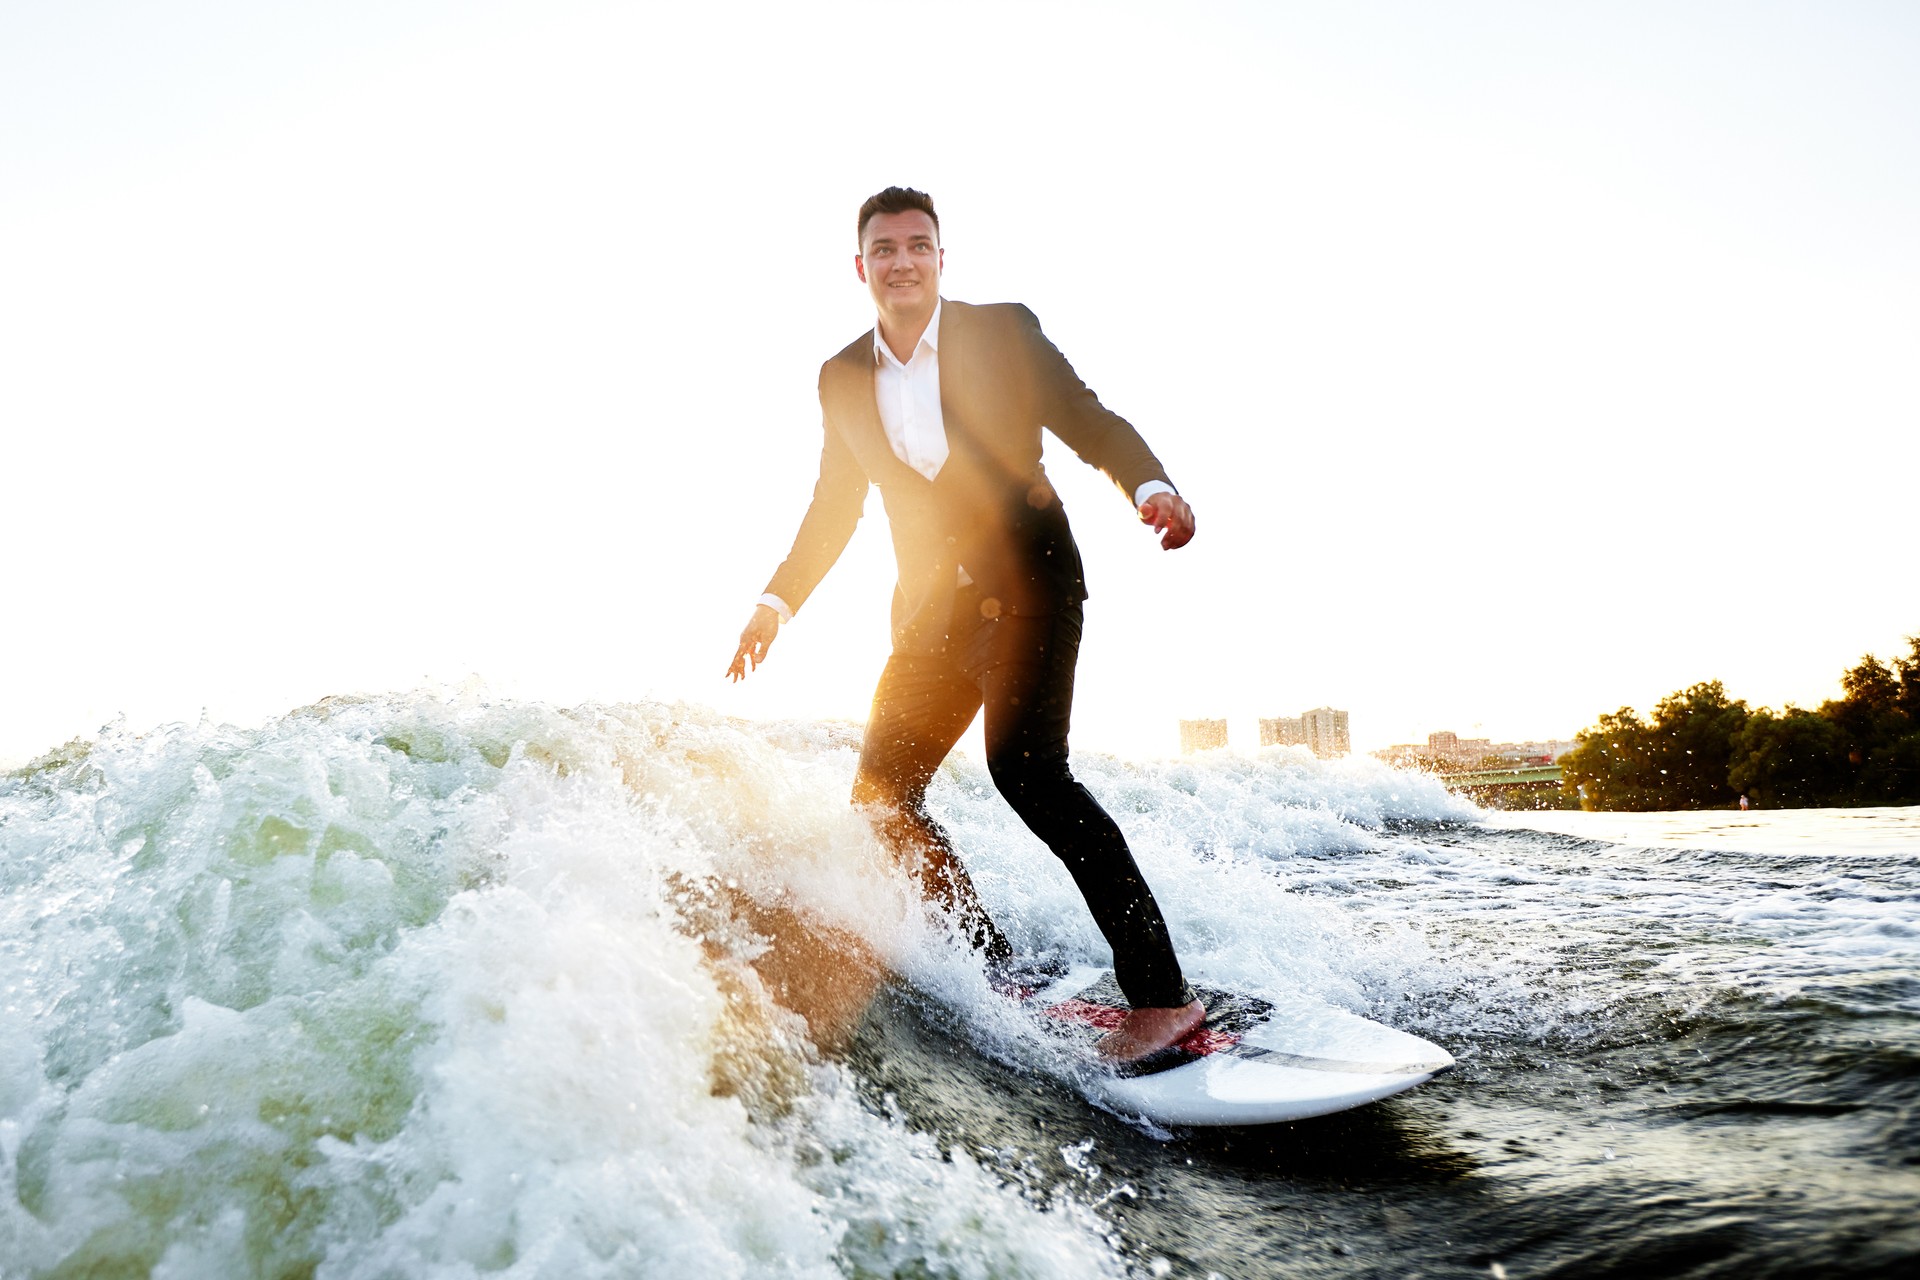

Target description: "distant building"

left=1179, top=718, right=1228, bottom=753
left=1302, top=707, right=1351, bottom=758
left=1261, top=707, right=1350, bottom=758
left=1377, top=733, right=1580, bottom=768
left=1259, top=716, right=1306, bottom=747
left=1502, top=740, right=1579, bottom=763
left=1423, top=731, right=1491, bottom=763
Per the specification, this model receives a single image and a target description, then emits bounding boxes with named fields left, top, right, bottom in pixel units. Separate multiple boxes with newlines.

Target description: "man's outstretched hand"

left=1139, top=492, right=1196, bottom=550
left=727, top=604, right=781, bottom=681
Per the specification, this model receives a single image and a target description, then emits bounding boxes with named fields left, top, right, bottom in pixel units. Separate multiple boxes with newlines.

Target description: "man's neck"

left=876, top=303, right=937, bottom=364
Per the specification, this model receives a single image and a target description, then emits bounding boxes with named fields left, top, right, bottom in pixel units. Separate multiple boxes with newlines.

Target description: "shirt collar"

left=873, top=298, right=941, bottom=367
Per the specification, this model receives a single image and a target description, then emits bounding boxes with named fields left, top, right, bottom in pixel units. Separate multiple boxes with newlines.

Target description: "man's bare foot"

left=1096, top=999, right=1206, bottom=1063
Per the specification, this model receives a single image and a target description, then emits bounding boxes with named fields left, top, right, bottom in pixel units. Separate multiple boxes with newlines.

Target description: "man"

left=727, top=187, right=1203, bottom=1061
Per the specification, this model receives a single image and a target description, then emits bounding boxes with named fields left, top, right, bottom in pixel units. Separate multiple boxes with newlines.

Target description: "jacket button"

left=980, top=597, right=1003, bottom=619
left=945, top=536, right=957, bottom=545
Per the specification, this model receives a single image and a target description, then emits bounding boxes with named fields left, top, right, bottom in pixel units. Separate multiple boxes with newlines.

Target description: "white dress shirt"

left=759, top=299, right=1173, bottom=621
left=875, top=299, right=950, bottom=481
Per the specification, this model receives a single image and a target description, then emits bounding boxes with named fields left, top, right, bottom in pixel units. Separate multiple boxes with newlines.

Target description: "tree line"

left=1559, top=635, right=1920, bottom=810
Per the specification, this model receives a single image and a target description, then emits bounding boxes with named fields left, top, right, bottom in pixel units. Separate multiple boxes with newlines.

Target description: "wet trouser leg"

left=852, top=650, right=1013, bottom=965
left=853, top=593, right=1193, bottom=1010
left=973, top=603, right=1194, bottom=1010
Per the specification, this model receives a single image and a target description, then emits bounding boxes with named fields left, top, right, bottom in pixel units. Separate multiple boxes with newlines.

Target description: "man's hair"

left=857, top=186, right=939, bottom=250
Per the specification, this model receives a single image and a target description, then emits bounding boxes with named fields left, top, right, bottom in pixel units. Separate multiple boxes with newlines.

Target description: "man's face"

left=856, top=209, right=942, bottom=323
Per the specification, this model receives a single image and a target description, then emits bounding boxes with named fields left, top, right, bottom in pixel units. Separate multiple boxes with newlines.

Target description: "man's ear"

left=854, top=255, right=867, bottom=283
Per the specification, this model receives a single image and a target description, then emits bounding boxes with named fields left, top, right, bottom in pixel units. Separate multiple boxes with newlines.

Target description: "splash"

left=15, top=690, right=1888, bottom=1273
left=0, top=694, right=1127, bottom=1278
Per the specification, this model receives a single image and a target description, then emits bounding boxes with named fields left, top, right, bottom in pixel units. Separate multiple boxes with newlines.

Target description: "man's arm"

left=727, top=401, right=868, bottom=680
left=1016, top=306, right=1195, bottom=549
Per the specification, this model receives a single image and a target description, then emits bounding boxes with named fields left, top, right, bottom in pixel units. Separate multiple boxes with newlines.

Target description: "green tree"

left=1729, top=708, right=1848, bottom=808
left=1644, top=681, right=1750, bottom=809
left=1822, top=638, right=1920, bottom=803
left=1561, top=634, right=1920, bottom=812
left=1561, top=681, right=1748, bottom=811
left=1560, top=708, right=1660, bottom=810
left=1893, top=636, right=1920, bottom=721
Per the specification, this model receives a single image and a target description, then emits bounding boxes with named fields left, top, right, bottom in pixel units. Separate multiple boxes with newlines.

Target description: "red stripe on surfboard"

left=1180, top=1027, right=1243, bottom=1055
left=1042, top=999, right=1127, bottom=1030
left=1042, top=999, right=1242, bottom=1056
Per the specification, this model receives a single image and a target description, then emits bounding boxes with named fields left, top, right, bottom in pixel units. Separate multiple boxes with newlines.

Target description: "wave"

left=0, top=694, right=1146, bottom=1278
left=21, top=690, right=1897, bottom=1275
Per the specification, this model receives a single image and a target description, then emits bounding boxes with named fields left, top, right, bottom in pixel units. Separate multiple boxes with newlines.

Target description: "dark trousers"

left=852, top=588, right=1194, bottom=1009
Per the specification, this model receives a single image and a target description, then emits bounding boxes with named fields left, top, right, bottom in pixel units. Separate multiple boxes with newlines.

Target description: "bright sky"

left=3, top=0, right=1916, bottom=768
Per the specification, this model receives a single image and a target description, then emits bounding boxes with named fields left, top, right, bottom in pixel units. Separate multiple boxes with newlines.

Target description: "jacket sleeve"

left=761, top=390, right=868, bottom=617
left=1018, top=305, right=1174, bottom=502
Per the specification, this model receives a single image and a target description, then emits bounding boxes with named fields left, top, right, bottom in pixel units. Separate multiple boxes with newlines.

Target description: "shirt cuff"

left=756, top=593, right=793, bottom=622
left=1133, top=480, right=1177, bottom=508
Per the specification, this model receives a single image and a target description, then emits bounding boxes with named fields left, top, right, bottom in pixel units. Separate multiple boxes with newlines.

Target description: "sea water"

left=1, top=693, right=1914, bottom=1278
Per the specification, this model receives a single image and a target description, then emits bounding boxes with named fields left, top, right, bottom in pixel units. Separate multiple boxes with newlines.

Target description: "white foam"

left=0, top=695, right=1125, bottom=1278
left=7, top=693, right=1911, bottom=1273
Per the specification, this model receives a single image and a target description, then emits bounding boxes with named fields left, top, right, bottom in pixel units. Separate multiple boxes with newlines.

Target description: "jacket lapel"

left=827, top=334, right=899, bottom=476
left=830, top=302, right=969, bottom=487
left=935, top=298, right=968, bottom=445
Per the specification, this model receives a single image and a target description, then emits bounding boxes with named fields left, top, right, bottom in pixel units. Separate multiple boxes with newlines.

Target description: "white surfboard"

left=1004, top=966, right=1454, bottom=1127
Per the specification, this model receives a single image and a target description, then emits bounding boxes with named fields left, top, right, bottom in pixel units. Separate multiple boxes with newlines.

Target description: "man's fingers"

left=728, top=618, right=777, bottom=680
left=1159, top=508, right=1195, bottom=549
left=1140, top=495, right=1195, bottom=549
left=727, top=635, right=762, bottom=681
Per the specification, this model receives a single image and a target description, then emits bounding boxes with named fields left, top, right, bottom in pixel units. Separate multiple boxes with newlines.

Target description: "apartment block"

left=1261, top=707, right=1350, bottom=758
left=1179, top=718, right=1229, bottom=753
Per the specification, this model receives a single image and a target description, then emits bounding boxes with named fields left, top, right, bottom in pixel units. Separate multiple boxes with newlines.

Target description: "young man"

left=728, top=187, right=1203, bottom=1060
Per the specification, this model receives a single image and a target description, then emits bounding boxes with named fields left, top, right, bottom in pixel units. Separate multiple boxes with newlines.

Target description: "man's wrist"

left=756, top=593, right=794, bottom=623
left=1134, top=480, right=1177, bottom=508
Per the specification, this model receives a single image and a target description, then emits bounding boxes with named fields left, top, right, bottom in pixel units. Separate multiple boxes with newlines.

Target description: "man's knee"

left=851, top=771, right=924, bottom=836
left=850, top=771, right=892, bottom=810
left=986, top=747, right=1074, bottom=806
